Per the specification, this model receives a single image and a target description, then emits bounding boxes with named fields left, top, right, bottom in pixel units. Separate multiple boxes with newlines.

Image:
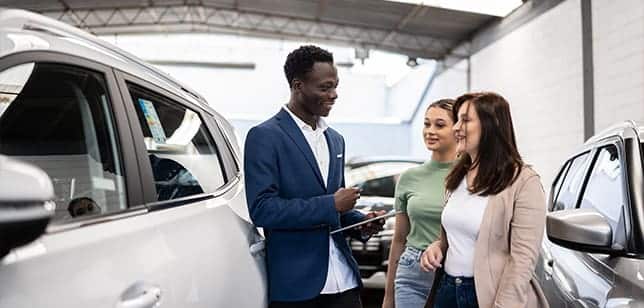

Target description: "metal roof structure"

left=2, top=0, right=499, bottom=59
left=0, top=8, right=212, bottom=110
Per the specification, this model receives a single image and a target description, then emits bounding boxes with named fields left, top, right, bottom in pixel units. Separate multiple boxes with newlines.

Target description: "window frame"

left=549, top=160, right=571, bottom=211
left=0, top=51, right=146, bottom=231
left=114, top=70, right=235, bottom=211
left=202, top=110, right=241, bottom=182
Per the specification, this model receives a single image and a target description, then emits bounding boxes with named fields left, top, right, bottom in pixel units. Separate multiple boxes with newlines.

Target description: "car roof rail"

left=0, top=8, right=206, bottom=105
left=586, top=120, right=640, bottom=145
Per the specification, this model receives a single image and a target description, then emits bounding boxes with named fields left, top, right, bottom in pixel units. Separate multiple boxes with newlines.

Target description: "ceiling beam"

left=382, top=4, right=423, bottom=45
left=35, top=3, right=456, bottom=59
left=57, top=0, right=89, bottom=30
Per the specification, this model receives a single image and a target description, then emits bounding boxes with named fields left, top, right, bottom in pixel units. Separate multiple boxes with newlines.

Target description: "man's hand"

left=334, top=187, right=360, bottom=212
left=358, top=210, right=386, bottom=236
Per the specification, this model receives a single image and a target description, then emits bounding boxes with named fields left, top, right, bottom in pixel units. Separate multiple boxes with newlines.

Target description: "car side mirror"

left=551, top=200, right=565, bottom=211
left=546, top=208, right=617, bottom=254
left=0, top=155, right=54, bottom=259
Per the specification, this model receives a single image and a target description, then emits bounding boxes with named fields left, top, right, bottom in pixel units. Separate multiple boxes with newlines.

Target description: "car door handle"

left=543, top=258, right=554, bottom=278
left=250, top=239, right=265, bottom=257
left=116, top=281, right=162, bottom=308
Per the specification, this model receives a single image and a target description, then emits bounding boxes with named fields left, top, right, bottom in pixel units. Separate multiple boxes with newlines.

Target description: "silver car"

left=536, top=121, right=644, bottom=307
left=345, top=156, right=423, bottom=288
left=0, top=9, right=267, bottom=308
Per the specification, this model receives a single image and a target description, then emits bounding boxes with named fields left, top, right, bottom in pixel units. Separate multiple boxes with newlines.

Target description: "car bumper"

left=361, top=271, right=387, bottom=289
left=350, top=232, right=393, bottom=289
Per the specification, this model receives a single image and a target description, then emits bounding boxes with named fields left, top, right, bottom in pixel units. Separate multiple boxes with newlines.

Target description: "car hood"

left=355, top=196, right=394, bottom=213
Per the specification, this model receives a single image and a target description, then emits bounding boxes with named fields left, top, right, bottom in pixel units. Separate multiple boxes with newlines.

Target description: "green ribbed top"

left=395, top=160, right=453, bottom=250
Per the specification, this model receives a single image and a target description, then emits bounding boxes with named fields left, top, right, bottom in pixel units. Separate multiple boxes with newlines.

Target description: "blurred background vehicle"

left=344, top=156, right=424, bottom=288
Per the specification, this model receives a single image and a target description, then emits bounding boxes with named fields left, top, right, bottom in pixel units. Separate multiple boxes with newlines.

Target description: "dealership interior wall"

left=41, top=0, right=644, bottom=187
left=100, top=34, right=427, bottom=162
left=410, top=0, right=644, bottom=185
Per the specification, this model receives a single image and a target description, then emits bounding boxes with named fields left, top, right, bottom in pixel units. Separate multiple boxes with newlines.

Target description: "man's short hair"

left=283, top=45, right=334, bottom=88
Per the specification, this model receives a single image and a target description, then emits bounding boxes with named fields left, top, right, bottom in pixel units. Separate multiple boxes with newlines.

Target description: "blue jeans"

left=394, top=246, right=434, bottom=308
left=434, top=273, right=479, bottom=308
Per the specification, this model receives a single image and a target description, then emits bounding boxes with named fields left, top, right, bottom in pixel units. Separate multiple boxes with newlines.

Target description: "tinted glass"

left=550, top=161, right=571, bottom=209
left=579, top=145, right=626, bottom=244
left=359, top=175, right=396, bottom=197
left=127, top=84, right=225, bottom=201
left=0, top=62, right=126, bottom=223
left=553, top=152, right=591, bottom=211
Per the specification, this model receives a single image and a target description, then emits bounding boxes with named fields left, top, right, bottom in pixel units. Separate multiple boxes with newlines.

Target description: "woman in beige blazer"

left=420, top=92, right=549, bottom=308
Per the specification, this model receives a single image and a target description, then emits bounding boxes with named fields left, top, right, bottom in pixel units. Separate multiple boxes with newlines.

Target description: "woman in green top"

left=382, top=99, right=457, bottom=308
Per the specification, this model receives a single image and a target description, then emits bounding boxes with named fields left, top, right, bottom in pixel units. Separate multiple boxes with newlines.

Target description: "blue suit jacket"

left=244, top=109, right=366, bottom=302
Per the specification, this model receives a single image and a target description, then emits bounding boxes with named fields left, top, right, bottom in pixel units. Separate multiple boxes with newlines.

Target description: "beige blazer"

left=426, top=167, right=549, bottom=308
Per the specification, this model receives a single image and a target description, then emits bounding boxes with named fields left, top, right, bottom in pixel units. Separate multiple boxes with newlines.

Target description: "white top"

left=283, top=106, right=329, bottom=186
left=442, top=178, right=489, bottom=277
left=283, top=106, right=358, bottom=293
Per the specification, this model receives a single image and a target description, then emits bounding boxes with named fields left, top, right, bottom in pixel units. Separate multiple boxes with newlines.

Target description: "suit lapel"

left=325, top=131, right=338, bottom=192
left=276, top=109, right=325, bottom=188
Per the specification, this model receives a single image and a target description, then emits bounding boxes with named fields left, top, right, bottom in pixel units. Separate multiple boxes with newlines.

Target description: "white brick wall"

left=592, top=0, right=644, bottom=132
left=411, top=0, right=587, bottom=185
left=468, top=0, right=585, bottom=185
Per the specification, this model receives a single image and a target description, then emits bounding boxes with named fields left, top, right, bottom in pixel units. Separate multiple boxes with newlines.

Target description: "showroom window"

left=0, top=62, right=127, bottom=223
left=127, top=83, right=225, bottom=201
left=553, top=151, right=591, bottom=211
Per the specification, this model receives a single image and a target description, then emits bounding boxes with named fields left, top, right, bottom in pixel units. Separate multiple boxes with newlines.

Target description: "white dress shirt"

left=442, top=178, right=489, bottom=277
left=283, top=106, right=358, bottom=294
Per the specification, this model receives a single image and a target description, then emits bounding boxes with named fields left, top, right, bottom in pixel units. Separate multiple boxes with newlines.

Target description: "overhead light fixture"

left=336, top=61, right=355, bottom=68
left=406, top=57, right=418, bottom=67
left=383, top=0, right=523, bottom=17
left=354, top=47, right=370, bottom=65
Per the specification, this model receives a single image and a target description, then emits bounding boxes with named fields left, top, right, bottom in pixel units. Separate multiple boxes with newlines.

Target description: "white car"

left=0, top=9, right=267, bottom=308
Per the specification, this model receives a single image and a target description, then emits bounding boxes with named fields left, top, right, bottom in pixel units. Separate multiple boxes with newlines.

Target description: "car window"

left=359, top=175, right=397, bottom=198
left=127, top=83, right=225, bottom=201
left=553, top=151, right=591, bottom=211
left=0, top=62, right=127, bottom=223
left=579, top=145, right=627, bottom=245
left=550, top=161, right=570, bottom=207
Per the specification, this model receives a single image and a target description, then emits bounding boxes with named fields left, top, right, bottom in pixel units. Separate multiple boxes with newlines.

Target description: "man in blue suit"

left=244, top=45, right=383, bottom=308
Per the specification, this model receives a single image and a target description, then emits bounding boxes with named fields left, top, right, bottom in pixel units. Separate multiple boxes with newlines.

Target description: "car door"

left=570, top=141, right=644, bottom=308
left=540, top=150, right=594, bottom=307
left=543, top=142, right=631, bottom=308
left=114, top=71, right=267, bottom=307
left=537, top=158, right=569, bottom=307
left=0, top=53, right=172, bottom=308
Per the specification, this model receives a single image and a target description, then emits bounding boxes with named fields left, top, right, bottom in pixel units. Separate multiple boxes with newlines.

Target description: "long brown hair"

left=445, top=92, right=524, bottom=196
